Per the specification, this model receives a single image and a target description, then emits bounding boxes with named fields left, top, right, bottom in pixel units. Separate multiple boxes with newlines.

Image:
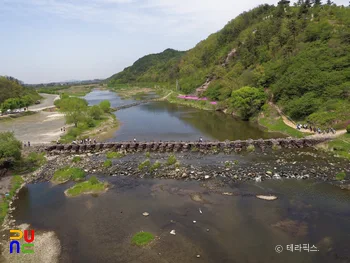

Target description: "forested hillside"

left=0, top=76, right=41, bottom=111
left=108, top=48, right=185, bottom=85
left=109, top=2, right=350, bottom=126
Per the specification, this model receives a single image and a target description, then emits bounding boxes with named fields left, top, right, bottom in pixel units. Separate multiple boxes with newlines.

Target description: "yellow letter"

left=10, top=230, right=23, bottom=240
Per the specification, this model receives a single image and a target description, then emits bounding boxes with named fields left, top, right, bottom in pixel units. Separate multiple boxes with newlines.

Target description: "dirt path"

left=269, top=102, right=346, bottom=139
left=29, top=93, right=59, bottom=112
left=160, top=91, right=173, bottom=100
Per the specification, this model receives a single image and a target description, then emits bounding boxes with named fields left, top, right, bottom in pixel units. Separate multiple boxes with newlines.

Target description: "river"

left=6, top=90, right=350, bottom=263
left=84, top=90, right=282, bottom=141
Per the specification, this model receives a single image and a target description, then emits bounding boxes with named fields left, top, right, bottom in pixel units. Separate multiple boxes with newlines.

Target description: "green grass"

left=259, top=116, right=305, bottom=138
left=166, top=154, right=177, bottom=166
left=0, top=175, right=24, bottom=224
left=60, top=113, right=117, bottom=144
left=336, top=172, right=346, bottom=181
left=191, top=146, right=199, bottom=152
left=272, top=144, right=281, bottom=151
left=145, top=152, right=151, bottom=158
left=138, top=159, right=151, bottom=170
left=247, top=145, right=255, bottom=152
left=327, top=134, right=350, bottom=160
left=72, top=156, right=82, bottom=163
left=225, top=161, right=231, bottom=168
left=65, top=177, right=107, bottom=197
left=106, top=151, right=124, bottom=159
left=259, top=104, right=306, bottom=138
left=14, top=152, right=47, bottom=173
left=52, top=167, right=85, bottom=183
left=166, top=92, right=216, bottom=111
left=103, top=159, right=112, bottom=168
left=150, top=161, right=161, bottom=172
left=131, top=231, right=155, bottom=247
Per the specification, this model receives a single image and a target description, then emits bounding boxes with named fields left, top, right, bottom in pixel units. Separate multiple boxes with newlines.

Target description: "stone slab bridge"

left=111, top=97, right=162, bottom=111
left=36, top=138, right=330, bottom=155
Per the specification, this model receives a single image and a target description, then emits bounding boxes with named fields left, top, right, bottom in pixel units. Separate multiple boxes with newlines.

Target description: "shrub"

left=103, top=160, right=112, bottom=168
left=89, top=176, right=99, bottom=185
left=230, top=86, right=266, bottom=120
left=150, top=161, right=161, bottom=172
left=0, top=132, right=22, bottom=162
left=336, top=172, right=346, bottom=181
left=106, top=152, right=123, bottom=159
left=72, top=156, right=82, bottom=163
left=247, top=145, right=255, bottom=152
left=347, top=125, right=350, bottom=134
left=145, top=152, right=151, bottom=158
left=89, top=105, right=103, bottom=120
left=99, top=100, right=111, bottom=113
left=138, top=159, right=151, bottom=170
left=166, top=154, right=177, bottom=166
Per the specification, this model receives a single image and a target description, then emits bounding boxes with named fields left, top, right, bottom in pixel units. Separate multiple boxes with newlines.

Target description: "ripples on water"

left=11, top=176, right=350, bottom=263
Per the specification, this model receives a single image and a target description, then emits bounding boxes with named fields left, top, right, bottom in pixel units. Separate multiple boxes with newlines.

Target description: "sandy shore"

left=0, top=111, right=65, bottom=145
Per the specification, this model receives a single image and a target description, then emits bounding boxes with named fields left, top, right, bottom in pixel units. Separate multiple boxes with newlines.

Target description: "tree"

left=59, top=97, right=88, bottom=127
left=314, top=0, right=322, bottom=5
left=99, top=100, right=111, bottom=113
left=0, top=132, right=22, bottom=162
left=89, top=105, right=103, bottom=120
left=230, top=86, right=266, bottom=120
left=326, top=0, right=332, bottom=5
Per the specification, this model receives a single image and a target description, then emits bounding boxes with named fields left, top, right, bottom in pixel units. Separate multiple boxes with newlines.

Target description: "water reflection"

left=12, top=177, right=350, bottom=263
left=84, top=90, right=283, bottom=141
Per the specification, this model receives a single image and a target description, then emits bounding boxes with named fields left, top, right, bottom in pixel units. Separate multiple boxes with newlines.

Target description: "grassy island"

left=51, top=167, right=85, bottom=184
left=131, top=231, right=155, bottom=247
left=65, top=176, right=108, bottom=197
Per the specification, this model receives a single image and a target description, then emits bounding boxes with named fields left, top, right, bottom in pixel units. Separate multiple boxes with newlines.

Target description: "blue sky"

left=0, top=0, right=348, bottom=84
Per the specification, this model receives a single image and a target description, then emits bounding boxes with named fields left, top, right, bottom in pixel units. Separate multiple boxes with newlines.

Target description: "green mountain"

left=108, top=48, right=185, bottom=85
left=0, top=76, right=41, bottom=110
left=109, top=2, right=350, bottom=126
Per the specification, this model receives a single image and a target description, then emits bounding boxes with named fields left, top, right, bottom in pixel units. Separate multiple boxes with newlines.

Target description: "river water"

left=8, top=90, right=350, bottom=263
left=84, top=90, right=282, bottom=141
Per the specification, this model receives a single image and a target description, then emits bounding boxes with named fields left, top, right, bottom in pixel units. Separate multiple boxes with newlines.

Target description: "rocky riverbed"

left=25, top=148, right=350, bottom=185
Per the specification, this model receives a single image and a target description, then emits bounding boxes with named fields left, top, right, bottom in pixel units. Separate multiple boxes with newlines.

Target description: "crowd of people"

left=71, top=138, right=97, bottom=145
left=296, top=123, right=336, bottom=134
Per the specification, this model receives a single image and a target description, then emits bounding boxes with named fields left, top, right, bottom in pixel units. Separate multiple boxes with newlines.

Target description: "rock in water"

left=170, top=230, right=176, bottom=235
left=142, top=212, right=149, bottom=217
left=256, top=195, right=278, bottom=201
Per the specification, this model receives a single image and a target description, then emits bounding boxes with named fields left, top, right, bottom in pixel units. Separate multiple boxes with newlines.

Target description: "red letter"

left=24, top=230, right=35, bottom=243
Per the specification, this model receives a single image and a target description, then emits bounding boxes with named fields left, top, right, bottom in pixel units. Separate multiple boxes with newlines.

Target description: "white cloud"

left=2, top=0, right=348, bottom=38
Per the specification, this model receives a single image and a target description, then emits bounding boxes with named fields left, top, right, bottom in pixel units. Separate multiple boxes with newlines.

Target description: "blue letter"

left=10, top=241, right=20, bottom=254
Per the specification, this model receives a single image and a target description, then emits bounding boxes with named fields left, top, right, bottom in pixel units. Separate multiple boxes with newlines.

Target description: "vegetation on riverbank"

left=108, top=84, right=156, bottom=100
left=258, top=104, right=305, bottom=138
left=107, top=3, right=350, bottom=132
left=324, top=133, right=350, bottom=160
left=55, top=95, right=118, bottom=143
left=0, top=76, right=41, bottom=111
left=65, top=176, right=108, bottom=197
left=106, top=151, right=124, bottom=159
left=51, top=167, right=85, bottom=184
left=131, top=231, right=155, bottom=247
left=166, top=91, right=217, bottom=111
left=36, top=84, right=96, bottom=97
left=0, top=175, right=24, bottom=224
